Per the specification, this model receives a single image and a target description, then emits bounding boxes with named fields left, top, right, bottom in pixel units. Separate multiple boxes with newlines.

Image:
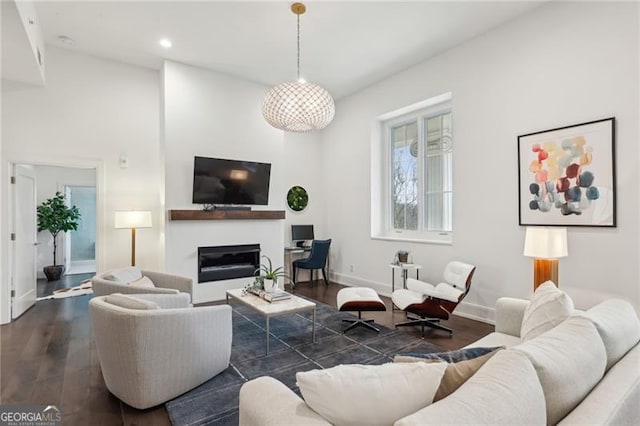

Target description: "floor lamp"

left=523, top=227, right=568, bottom=291
left=115, top=211, right=152, bottom=267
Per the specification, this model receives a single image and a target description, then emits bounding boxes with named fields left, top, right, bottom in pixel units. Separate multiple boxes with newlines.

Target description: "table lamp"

left=115, top=211, right=152, bottom=266
left=523, top=227, right=568, bottom=290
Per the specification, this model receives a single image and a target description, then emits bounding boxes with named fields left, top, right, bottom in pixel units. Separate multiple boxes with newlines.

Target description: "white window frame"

left=372, top=93, right=453, bottom=244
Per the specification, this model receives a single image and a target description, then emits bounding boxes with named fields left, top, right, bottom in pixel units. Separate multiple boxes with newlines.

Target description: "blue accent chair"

left=292, top=239, right=331, bottom=286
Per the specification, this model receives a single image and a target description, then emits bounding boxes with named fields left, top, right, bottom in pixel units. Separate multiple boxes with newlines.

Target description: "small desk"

left=226, top=288, right=316, bottom=354
left=389, top=263, right=423, bottom=292
left=284, top=246, right=311, bottom=283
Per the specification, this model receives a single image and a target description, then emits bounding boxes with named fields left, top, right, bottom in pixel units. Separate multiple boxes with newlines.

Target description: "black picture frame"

left=517, top=117, right=616, bottom=227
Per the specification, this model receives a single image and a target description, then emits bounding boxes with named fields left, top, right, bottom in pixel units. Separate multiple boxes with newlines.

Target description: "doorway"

left=13, top=165, right=98, bottom=304
left=7, top=159, right=103, bottom=321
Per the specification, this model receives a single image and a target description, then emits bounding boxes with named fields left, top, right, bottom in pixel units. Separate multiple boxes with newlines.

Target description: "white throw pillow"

left=296, top=362, right=447, bottom=426
left=513, top=316, right=606, bottom=425
left=520, top=281, right=573, bottom=341
left=579, top=299, right=640, bottom=370
left=105, top=293, right=159, bottom=310
left=130, top=276, right=155, bottom=288
left=104, top=267, right=143, bottom=283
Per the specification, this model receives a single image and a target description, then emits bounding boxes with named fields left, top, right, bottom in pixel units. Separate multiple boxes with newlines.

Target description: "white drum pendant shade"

left=262, top=81, right=335, bottom=132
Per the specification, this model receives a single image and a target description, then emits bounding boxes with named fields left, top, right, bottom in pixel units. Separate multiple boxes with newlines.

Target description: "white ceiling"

left=34, top=1, right=544, bottom=99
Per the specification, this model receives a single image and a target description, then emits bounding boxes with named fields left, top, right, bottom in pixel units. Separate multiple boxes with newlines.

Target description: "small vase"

left=264, top=278, right=277, bottom=293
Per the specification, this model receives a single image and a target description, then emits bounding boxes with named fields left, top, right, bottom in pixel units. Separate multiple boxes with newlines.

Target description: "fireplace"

left=198, top=244, right=260, bottom=283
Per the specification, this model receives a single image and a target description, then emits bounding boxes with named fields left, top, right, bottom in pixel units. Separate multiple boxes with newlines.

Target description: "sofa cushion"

left=557, top=343, right=640, bottom=425
left=405, top=278, right=463, bottom=303
left=578, top=299, right=640, bottom=371
left=520, top=281, right=573, bottom=341
left=394, top=350, right=546, bottom=425
left=394, top=347, right=504, bottom=401
left=104, top=267, right=143, bottom=283
left=434, top=349, right=503, bottom=401
left=105, top=293, right=160, bottom=310
left=130, top=276, right=156, bottom=288
left=296, top=362, right=447, bottom=426
left=513, top=316, right=606, bottom=425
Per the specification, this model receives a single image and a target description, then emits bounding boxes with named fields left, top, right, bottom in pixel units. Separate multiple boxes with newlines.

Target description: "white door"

left=12, top=164, right=37, bottom=318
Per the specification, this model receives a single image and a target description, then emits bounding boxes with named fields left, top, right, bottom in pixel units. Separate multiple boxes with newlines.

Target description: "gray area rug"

left=166, top=296, right=443, bottom=425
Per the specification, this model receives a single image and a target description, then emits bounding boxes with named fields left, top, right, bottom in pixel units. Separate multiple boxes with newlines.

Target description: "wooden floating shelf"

left=169, top=209, right=286, bottom=221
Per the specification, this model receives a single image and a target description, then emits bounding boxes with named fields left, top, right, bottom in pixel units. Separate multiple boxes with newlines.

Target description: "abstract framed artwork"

left=518, top=117, right=616, bottom=227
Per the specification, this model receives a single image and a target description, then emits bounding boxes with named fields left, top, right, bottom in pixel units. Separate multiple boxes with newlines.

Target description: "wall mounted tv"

left=192, top=156, right=271, bottom=206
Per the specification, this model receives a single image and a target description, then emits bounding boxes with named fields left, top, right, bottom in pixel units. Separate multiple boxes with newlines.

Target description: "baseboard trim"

left=330, top=271, right=494, bottom=325
left=330, top=272, right=393, bottom=298
left=454, top=301, right=495, bottom=325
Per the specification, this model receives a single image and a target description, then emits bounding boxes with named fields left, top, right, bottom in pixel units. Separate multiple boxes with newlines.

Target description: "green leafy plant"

left=287, top=186, right=309, bottom=212
left=37, top=192, right=81, bottom=266
left=255, top=255, right=291, bottom=283
left=395, top=249, right=411, bottom=264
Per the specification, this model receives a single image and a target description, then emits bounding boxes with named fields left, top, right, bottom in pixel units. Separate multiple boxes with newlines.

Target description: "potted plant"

left=255, top=255, right=290, bottom=293
left=37, top=192, right=81, bottom=281
left=395, top=250, right=410, bottom=264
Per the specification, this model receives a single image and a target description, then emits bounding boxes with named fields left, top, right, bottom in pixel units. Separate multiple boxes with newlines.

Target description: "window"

left=379, top=97, right=452, bottom=243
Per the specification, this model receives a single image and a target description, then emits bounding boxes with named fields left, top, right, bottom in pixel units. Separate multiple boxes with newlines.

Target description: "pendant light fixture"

left=262, top=2, right=335, bottom=132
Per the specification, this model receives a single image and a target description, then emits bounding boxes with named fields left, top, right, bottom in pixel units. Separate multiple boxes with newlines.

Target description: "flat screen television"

left=192, top=156, right=271, bottom=205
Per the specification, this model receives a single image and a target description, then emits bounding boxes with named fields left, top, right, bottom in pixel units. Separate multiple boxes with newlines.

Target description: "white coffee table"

left=226, top=288, right=316, bottom=354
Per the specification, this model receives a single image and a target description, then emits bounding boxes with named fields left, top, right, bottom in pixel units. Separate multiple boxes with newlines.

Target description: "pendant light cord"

left=296, top=13, right=301, bottom=81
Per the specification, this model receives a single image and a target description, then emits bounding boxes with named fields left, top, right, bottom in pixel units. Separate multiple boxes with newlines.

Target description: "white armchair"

left=92, top=267, right=193, bottom=298
left=89, top=293, right=232, bottom=409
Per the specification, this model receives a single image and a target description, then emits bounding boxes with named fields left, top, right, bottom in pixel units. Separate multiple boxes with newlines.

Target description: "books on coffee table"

left=248, top=288, right=292, bottom=302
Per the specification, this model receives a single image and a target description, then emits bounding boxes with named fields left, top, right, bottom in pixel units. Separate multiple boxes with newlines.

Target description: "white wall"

left=33, top=165, right=95, bottom=276
left=1, top=47, right=161, bottom=323
left=2, top=1, right=635, bottom=323
left=162, top=61, right=286, bottom=303
left=320, top=1, right=639, bottom=319
left=282, top=132, right=328, bottom=283
left=283, top=132, right=327, bottom=242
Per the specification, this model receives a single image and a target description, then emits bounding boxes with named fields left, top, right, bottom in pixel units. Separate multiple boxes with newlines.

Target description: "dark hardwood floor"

left=1, top=278, right=493, bottom=425
left=37, top=273, right=94, bottom=298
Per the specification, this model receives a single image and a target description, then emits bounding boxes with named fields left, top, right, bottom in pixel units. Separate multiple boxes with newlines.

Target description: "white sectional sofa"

left=239, top=295, right=640, bottom=425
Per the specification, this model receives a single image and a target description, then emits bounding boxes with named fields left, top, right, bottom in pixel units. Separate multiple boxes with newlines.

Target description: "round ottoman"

left=337, top=287, right=387, bottom=333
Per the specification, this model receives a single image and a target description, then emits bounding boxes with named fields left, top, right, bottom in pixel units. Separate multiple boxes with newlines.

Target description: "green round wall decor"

left=287, top=186, right=309, bottom=212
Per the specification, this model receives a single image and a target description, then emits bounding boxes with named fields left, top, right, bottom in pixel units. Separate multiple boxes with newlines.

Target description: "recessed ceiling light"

left=159, top=38, right=172, bottom=48
left=58, top=35, right=75, bottom=46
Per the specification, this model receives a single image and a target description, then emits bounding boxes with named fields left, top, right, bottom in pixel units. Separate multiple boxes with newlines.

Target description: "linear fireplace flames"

left=198, top=244, right=260, bottom=283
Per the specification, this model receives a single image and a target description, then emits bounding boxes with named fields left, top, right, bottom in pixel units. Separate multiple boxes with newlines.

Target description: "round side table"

left=388, top=263, right=423, bottom=292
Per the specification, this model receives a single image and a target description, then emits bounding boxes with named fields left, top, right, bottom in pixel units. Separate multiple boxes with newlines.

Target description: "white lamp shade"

left=114, top=211, right=152, bottom=229
left=523, top=227, right=568, bottom=259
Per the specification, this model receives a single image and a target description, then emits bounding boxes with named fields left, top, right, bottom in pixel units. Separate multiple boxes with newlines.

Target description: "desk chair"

left=292, top=239, right=331, bottom=287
